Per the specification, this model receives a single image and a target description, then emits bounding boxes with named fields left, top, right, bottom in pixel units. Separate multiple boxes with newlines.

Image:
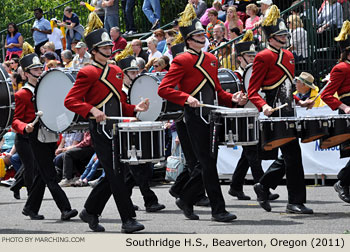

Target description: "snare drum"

left=118, top=121, right=165, bottom=164
left=320, top=115, right=350, bottom=149
left=129, top=72, right=184, bottom=121
left=35, top=68, right=88, bottom=133
left=211, top=108, right=259, bottom=146
left=0, top=65, right=14, bottom=138
left=260, top=117, right=297, bottom=151
left=217, top=68, right=241, bottom=94
left=298, top=117, right=329, bottom=143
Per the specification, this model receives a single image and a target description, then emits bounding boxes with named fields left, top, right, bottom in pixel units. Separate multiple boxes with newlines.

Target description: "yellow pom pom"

left=239, top=30, right=254, bottom=42
left=178, top=4, right=197, bottom=27
left=335, top=20, right=350, bottom=41
left=84, top=12, right=104, bottom=37
left=115, top=43, right=134, bottom=62
left=262, top=5, right=280, bottom=26
left=20, top=42, right=34, bottom=58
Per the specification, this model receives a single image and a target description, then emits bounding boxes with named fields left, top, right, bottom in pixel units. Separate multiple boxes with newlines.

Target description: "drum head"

left=0, top=65, right=13, bottom=137
left=35, top=69, right=76, bottom=133
left=129, top=74, right=163, bottom=121
left=243, top=63, right=253, bottom=93
left=218, top=68, right=240, bottom=94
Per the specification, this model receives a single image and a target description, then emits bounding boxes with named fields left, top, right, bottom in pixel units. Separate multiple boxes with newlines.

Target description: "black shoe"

left=195, top=196, right=210, bottom=206
left=228, top=188, right=251, bottom=200
left=268, top=192, right=280, bottom=201
left=146, top=203, right=165, bottom=212
left=258, top=200, right=271, bottom=212
left=334, top=181, right=350, bottom=203
left=22, top=208, right=44, bottom=220
left=211, top=212, right=237, bottom=222
left=253, top=183, right=269, bottom=201
left=121, top=218, right=145, bottom=233
left=175, top=198, right=199, bottom=220
left=61, top=209, right=78, bottom=221
left=169, top=188, right=179, bottom=198
left=151, top=19, right=159, bottom=31
left=13, top=190, right=20, bottom=200
left=79, top=209, right=105, bottom=232
left=133, top=204, right=139, bottom=211
left=286, top=204, right=313, bottom=214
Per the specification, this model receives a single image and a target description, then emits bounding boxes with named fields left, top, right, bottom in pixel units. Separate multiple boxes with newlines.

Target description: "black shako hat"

left=170, top=43, right=186, bottom=58
left=117, top=56, right=139, bottom=72
left=235, top=41, right=257, bottom=56
left=84, top=28, right=113, bottom=52
left=20, top=53, right=43, bottom=71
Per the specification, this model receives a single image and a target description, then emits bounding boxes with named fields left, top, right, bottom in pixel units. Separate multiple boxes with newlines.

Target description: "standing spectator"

left=61, top=50, right=73, bottom=68
left=153, top=29, right=166, bottom=53
left=316, top=0, right=343, bottom=33
left=31, top=8, right=52, bottom=57
left=206, top=9, right=225, bottom=41
left=122, top=0, right=137, bottom=34
left=287, top=15, right=308, bottom=63
left=225, top=6, right=244, bottom=39
left=200, top=0, right=222, bottom=27
left=102, top=0, right=119, bottom=33
left=58, top=6, right=84, bottom=51
left=110, top=26, right=127, bottom=57
left=131, top=39, right=149, bottom=63
left=245, top=3, right=260, bottom=35
left=142, top=0, right=161, bottom=30
left=146, top=36, right=162, bottom=62
left=48, top=18, right=64, bottom=58
left=72, top=42, right=92, bottom=68
left=80, top=1, right=105, bottom=23
left=5, top=23, right=23, bottom=60
left=191, top=0, right=207, bottom=19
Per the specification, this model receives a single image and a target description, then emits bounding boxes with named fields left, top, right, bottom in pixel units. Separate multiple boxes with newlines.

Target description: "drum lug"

left=347, top=119, right=350, bottom=128
left=226, top=130, right=235, bottom=147
left=270, top=122, right=273, bottom=132
left=128, top=145, right=142, bottom=165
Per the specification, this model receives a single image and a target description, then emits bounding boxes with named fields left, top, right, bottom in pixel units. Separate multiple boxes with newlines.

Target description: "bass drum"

left=35, top=68, right=88, bottom=133
left=243, top=63, right=265, bottom=108
left=129, top=72, right=184, bottom=121
left=218, top=68, right=241, bottom=94
left=0, top=65, right=14, bottom=138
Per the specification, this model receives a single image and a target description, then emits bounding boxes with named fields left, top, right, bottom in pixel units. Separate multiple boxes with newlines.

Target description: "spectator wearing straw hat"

left=72, top=42, right=92, bottom=68
left=294, top=72, right=322, bottom=108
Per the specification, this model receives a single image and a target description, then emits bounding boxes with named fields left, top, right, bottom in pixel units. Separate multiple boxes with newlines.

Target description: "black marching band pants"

left=180, top=107, right=227, bottom=215
left=25, top=125, right=72, bottom=213
left=83, top=120, right=136, bottom=222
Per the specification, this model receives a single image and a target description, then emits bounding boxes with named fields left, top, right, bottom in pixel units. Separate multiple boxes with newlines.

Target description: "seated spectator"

left=110, top=26, right=127, bottom=57
left=131, top=39, right=149, bottom=63
left=74, top=153, right=105, bottom=187
left=206, top=9, right=225, bottom=41
left=163, top=37, right=175, bottom=63
left=191, top=0, right=207, bottom=19
left=47, top=18, right=64, bottom=59
left=160, top=55, right=170, bottom=70
left=200, top=0, right=222, bottom=27
left=254, top=0, right=273, bottom=29
left=294, top=72, right=322, bottom=107
left=43, top=41, right=60, bottom=60
left=229, top=27, right=241, bottom=42
left=10, top=72, right=23, bottom=92
left=146, top=36, right=162, bottom=62
left=0, top=131, right=15, bottom=153
left=316, top=0, right=343, bottom=33
left=2, top=61, right=12, bottom=74
left=42, top=51, right=58, bottom=70
left=225, top=6, right=243, bottom=39
left=72, top=42, right=91, bottom=68
left=245, top=3, right=260, bottom=35
left=208, top=24, right=229, bottom=52
left=5, top=22, right=23, bottom=60
left=59, top=132, right=95, bottom=187
left=164, top=29, right=177, bottom=39
left=47, top=59, right=62, bottom=69
left=287, top=14, right=308, bottom=63
left=151, top=57, right=167, bottom=72
left=135, top=57, right=147, bottom=74
left=61, top=49, right=74, bottom=68
left=153, top=29, right=166, bottom=53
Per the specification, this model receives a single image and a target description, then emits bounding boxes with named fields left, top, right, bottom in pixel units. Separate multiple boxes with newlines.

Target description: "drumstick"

left=312, top=81, right=331, bottom=102
left=271, top=103, right=288, bottom=112
left=32, top=111, right=43, bottom=125
left=185, top=102, right=231, bottom=110
left=89, top=116, right=138, bottom=121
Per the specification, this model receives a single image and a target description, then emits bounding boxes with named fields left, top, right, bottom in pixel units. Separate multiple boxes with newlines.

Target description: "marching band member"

left=247, top=6, right=314, bottom=214
left=64, top=28, right=148, bottom=233
left=12, top=53, right=78, bottom=221
left=229, top=31, right=279, bottom=202
left=321, top=20, right=350, bottom=204
left=158, top=4, right=247, bottom=222
left=116, top=54, right=166, bottom=212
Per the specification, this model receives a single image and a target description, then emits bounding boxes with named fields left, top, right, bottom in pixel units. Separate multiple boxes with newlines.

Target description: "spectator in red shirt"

left=110, top=26, right=127, bottom=57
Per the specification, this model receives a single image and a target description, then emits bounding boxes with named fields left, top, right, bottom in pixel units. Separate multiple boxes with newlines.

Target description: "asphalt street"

left=0, top=183, right=350, bottom=234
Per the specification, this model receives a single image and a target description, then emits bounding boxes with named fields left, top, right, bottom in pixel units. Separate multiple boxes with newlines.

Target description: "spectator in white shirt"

left=316, top=0, right=343, bottom=33
left=48, top=18, right=64, bottom=58
left=287, top=15, right=308, bottom=62
left=72, top=42, right=92, bottom=69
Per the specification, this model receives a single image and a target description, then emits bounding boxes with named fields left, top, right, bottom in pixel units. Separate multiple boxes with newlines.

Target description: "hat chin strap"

left=28, top=71, right=41, bottom=79
left=96, top=48, right=111, bottom=59
left=272, top=35, right=288, bottom=46
left=189, top=36, right=205, bottom=45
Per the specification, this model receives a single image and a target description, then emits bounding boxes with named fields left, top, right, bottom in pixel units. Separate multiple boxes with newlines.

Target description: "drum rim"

left=213, top=108, right=259, bottom=116
left=0, top=65, right=14, bottom=134
left=34, top=68, right=78, bottom=133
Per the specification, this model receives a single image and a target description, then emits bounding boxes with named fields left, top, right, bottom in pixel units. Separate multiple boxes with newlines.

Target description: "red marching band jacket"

left=321, top=60, right=350, bottom=110
left=158, top=49, right=234, bottom=107
left=64, top=61, right=135, bottom=118
left=247, top=46, right=298, bottom=111
left=12, top=85, right=36, bottom=135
